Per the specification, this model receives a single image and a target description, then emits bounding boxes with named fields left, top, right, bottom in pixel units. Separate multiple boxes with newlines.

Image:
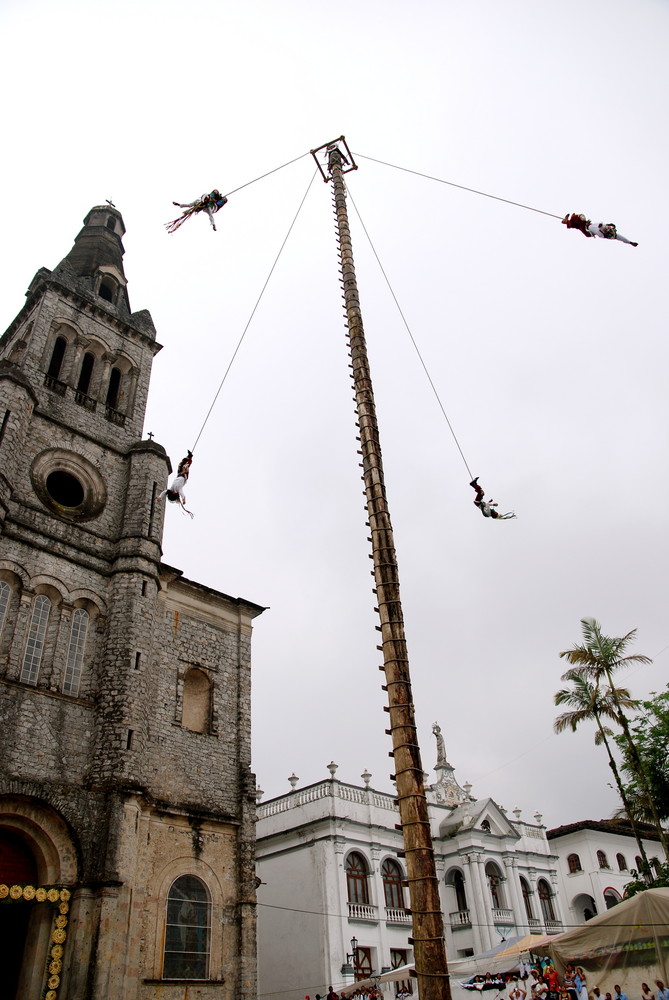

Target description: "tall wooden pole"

left=327, top=145, right=451, bottom=1000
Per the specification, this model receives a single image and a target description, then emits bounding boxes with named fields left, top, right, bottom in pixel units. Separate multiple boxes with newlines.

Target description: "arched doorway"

left=0, top=830, right=38, bottom=998
left=0, top=795, right=78, bottom=1000
left=571, top=892, right=597, bottom=923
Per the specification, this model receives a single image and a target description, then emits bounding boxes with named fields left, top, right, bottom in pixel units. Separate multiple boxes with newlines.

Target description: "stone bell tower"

left=0, top=207, right=264, bottom=1000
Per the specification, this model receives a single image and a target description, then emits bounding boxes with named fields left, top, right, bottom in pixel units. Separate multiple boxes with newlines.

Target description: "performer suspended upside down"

left=562, top=213, right=638, bottom=246
left=166, top=190, right=228, bottom=233
left=157, top=451, right=194, bottom=517
left=470, top=477, right=516, bottom=520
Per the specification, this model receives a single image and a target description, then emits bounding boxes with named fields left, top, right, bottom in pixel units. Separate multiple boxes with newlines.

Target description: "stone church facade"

left=0, top=207, right=264, bottom=999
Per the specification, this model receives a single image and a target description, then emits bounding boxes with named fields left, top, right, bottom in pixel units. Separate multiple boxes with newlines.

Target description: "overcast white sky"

left=2, top=0, right=668, bottom=829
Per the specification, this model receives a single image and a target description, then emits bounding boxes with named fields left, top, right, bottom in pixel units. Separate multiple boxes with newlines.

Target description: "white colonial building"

left=547, top=819, right=663, bottom=925
left=256, top=727, right=566, bottom=1000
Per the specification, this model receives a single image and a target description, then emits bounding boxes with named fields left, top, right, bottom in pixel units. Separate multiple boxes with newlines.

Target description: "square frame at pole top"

left=310, top=136, right=357, bottom=182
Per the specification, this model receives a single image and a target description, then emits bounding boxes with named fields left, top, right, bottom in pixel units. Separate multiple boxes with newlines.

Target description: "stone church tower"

left=0, top=207, right=264, bottom=999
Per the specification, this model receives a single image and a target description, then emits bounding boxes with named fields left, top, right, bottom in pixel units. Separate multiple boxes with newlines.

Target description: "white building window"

left=538, top=878, right=556, bottom=922
left=391, top=949, right=413, bottom=994
left=346, top=852, right=370, bottom=905
left=382, top=858, right=405, bottom=910
left=20, top=595, right=51, bottom=685
left=63, top=608, right=89, bottom=697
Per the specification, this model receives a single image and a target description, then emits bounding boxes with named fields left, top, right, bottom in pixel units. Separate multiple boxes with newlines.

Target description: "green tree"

left=554, top=668, right=651, bottom=871
left=624, top=860, right=669, bottom=898
left=615, top=686, right=669, bottom=824
left=559, top=618, right=669, bottom=861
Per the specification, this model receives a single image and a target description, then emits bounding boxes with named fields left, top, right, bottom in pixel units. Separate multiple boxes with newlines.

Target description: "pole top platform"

left=310, top=136, right=357, bottom=182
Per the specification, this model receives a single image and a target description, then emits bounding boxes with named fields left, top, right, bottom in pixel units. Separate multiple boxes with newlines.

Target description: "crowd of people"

left=305, top=971, right=669, bottom=1000
left=461, top=966, right=669, bottom=1000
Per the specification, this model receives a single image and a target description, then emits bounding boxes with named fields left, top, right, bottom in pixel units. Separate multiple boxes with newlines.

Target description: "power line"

left=257, top=899, right=664, bottom=930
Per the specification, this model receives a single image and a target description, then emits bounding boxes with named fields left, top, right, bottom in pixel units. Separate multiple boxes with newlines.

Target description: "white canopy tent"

left=339, top=964, right=415, bottom=997
left=545, top=887, right=669, bottom=994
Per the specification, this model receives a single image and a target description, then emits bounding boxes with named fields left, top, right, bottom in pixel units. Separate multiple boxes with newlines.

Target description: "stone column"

left=371, top=844, right=391, bottom=972
left=333, top=836, right=354, bottom=984
left=464, top=853, right=492, bottom=953
left=503, top=856, right=525, bottom=933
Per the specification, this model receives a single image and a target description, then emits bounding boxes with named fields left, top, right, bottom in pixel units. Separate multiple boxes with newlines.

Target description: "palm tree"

left=559, top=618, right=669, bottom=861
left=554, top=669, right=651, bottom=872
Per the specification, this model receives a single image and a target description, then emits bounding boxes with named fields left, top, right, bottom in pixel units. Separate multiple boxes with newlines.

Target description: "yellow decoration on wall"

left=59, top=901, right=69, bottom=914
left=50, top=944, right=64, bottom=959
left=48, top=974, right=61, bottom=989
left=9, top=884, right=22, bottom=899
left=52, top=928, right=66, bottom=944
left=55, top=914, right=68, bottom=929
left=46, top=991, right=57, bottom=1000
left=22, top=885, right=36, bottom=900
left=59, top=888, right=71, bottom=902
left=46, top=888, right=59, bottom=902
left=0, top=885, right=8, bottom=898
left=49, top=959, right=62, bottom=975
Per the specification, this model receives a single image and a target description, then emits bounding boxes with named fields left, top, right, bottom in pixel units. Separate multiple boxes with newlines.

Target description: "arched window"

left=597, top=850, right=609, bottom=869
left=616, top=853, right=627, bottom=871
left=47, top=336, right=67, bottom=380
left=106, top=217, right=116, bottom=231
left=567, top=853, right=582, bottom=873
left=538, top=879, right=556, bottom=922
left=106, top=367, right=121, bottom=409
left=99, top=278, right=116, bottom=303
left=485, top=862, right=505, bottom=909
left=603, top=887, right=621, bottom=910
left=0, top=581, right=11, bottom=637
left=520, top=876, right=534, bottom=919
left=382, top=858, right=405, bottom=910
left=453, top=870, right=468, bottom=913
left=62, top=608, right=89, bottom=697
left=345, top=852, right=369, bottom=905
left=182, top=669, right=212, bottom=734
left=20, top=594, right=51, bottom=685
left=163, top=875, right=211, bottom=980
left=77, top=352, right=95, bottom=395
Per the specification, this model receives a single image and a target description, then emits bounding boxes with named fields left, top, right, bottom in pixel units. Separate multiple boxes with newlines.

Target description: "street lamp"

left=341, top=936, right=358, bottom=977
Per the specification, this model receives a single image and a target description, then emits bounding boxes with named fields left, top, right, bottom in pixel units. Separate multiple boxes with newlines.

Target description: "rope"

left=353, top=152, right=564, bottom=220
left=345, top=184, right=474, bottom=481
left=223, top=151, right=310, bottom=198
left=190, top=169, right=319, bottom=451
